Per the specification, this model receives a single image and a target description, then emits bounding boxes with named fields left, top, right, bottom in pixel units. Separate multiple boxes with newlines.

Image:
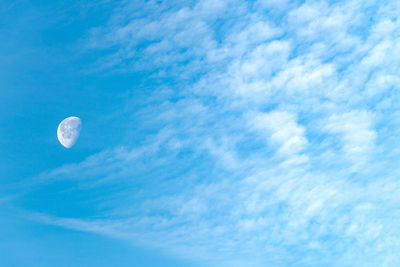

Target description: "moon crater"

left=57, top=116, right=81, bottom=148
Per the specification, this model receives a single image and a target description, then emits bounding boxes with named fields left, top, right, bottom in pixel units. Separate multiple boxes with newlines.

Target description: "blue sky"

left=1, top=0, right=400, bottom=266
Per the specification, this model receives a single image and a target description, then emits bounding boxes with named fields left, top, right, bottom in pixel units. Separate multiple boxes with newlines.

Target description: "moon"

left=57, top=116, right=82, bottom=148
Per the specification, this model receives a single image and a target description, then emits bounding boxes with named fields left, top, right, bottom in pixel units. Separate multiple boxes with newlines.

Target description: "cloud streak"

left=18, top=0, right=400, bottom=266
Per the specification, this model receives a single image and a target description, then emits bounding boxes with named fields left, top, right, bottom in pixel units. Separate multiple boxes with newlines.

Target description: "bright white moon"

left=57, top=116, right=81, bottom=148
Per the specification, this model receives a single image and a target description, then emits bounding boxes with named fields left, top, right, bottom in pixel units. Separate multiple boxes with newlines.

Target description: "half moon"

left=57, top=116, right=82, bottom=148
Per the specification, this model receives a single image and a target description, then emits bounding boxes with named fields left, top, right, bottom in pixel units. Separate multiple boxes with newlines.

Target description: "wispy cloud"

left=19, top=0, right=400, bottom=266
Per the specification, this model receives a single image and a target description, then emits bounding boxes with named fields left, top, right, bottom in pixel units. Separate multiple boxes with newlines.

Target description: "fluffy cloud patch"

left=21, top=0, right=400, bottom=266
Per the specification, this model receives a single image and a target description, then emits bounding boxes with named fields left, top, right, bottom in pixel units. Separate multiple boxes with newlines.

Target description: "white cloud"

left=18, top=0, right=400, bottom=266
left=250, top=110, right=308, bottom=157
left=324, top=110, right=377, bottom=166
